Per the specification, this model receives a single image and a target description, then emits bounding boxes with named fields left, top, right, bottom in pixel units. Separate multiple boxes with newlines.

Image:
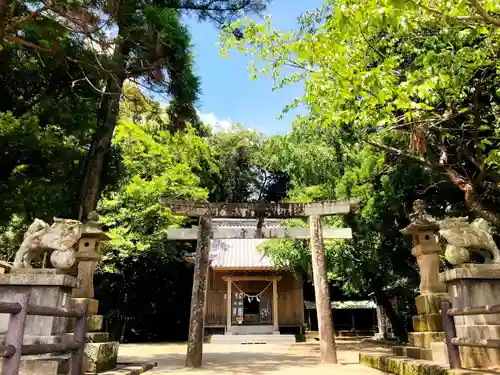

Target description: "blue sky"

left=183, top=0, right=324, bottom=135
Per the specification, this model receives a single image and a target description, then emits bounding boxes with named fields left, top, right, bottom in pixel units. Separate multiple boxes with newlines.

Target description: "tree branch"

left=407, top=0, right=499, bottom=26
left=4, top=35, right=52, bottom=52
left=366, top=139, right=500, bottom=224
left=469, top=0, right=500, bottom=27
left=364, top=139, right=427, bottom=164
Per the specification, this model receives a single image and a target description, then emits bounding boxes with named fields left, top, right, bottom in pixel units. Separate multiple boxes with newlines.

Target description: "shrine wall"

left=204, top=269, right=304, bottom=328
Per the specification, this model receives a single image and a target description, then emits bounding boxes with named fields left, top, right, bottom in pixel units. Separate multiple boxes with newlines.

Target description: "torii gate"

left=162, top=199, right=356, bottom=368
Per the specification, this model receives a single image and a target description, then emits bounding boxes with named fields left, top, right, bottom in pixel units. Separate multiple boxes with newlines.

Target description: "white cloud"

left=198, top=112, right=233, bottom=132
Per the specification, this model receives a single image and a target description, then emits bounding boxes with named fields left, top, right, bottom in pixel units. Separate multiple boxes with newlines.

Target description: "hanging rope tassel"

left=232, top=281, right=272, bottom=300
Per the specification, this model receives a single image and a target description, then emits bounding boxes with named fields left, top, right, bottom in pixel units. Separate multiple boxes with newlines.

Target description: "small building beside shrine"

left=304, top=300, right=377, bottom=337
left=184, top=219, right=305, bottom=339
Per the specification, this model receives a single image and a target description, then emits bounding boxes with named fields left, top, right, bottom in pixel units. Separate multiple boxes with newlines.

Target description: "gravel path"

left=117, top=339, right=391, bottom=375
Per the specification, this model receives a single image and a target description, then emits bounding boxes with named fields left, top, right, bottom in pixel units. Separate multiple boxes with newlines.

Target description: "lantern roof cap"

left=401, top=199, right=439, bottom=235
left=81, top=211, right=110, bottom=241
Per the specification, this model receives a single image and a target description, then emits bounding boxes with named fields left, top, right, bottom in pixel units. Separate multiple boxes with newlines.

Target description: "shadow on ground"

left=120, top=351, right=318, bottom=374
left=118, top=340, right=391, bottom=374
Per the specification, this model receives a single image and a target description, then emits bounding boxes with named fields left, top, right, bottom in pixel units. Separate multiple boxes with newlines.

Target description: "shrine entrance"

left=233, top=280, right=272, bottom=325
left=163, top=199, right=357, bottom=368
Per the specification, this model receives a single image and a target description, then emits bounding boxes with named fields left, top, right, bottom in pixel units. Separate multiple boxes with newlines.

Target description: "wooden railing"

left=0, top=293, right=88, bottom=375
left=440, top=300, right=500, bottom=369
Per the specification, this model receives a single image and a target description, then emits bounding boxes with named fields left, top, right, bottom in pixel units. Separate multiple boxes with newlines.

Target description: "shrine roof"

left=183, top=219, right=287, bottom=269
left=184, top=238, right=275, bottom=270
left=210, top=239, right=273, bottom=269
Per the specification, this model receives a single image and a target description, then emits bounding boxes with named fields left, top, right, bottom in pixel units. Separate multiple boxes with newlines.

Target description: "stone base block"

left=455, top=324, right=500, bottom=369
left=88, top=315, right=104, bottom=332
left=0, top=270, right=76, bottom=337
left=459, top=345, right=500, bottom=370
left=359, top=351, right=500, bottom=375
left=431, top=341, right=449, bottom=366
left=359, top=352, right=446, bottom=375
left=392, top=346, right=432, bottom=361
left=412, top=313, right=443, bottom=332
left=67, top=314, right=103, bottom=333
left=84, top=341, right=119, bottom=373
left=408, top=332, right=445, bottom=348
left=0, top=355, right=70, bottom=375
left=71, top=297, right=98, bottom=315
left=456, top=324, right=500, bottom=339
left=415, top=293, right=448, bottom=315
left=441, top=264, right=500, bottom=326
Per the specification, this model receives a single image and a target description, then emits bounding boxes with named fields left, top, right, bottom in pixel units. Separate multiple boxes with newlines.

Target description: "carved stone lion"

left=438, top=217, right=500, bottom=265
left=13, top=218, right=83, bottom=269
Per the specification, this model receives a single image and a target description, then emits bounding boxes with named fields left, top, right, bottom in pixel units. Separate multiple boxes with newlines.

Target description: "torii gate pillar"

left=310, top=215, right=337, bottom=363
left=185, top=213, right=211, bottom=368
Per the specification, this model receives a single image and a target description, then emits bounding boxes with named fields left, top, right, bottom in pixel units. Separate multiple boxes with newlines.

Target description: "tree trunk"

left=72, top=40, right=128, bottom=220
left=0, top=0, right=8, bottom=41
left=186, top=214, right=211, bottom=368
left=309, top=214, right=337, bottom=363
left=374, top=289, right=408, bottom=343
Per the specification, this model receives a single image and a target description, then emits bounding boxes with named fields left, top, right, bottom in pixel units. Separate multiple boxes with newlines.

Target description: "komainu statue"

left=13, top=218, right=83, bottom=269
left=438, top=217, right=500, bottom=265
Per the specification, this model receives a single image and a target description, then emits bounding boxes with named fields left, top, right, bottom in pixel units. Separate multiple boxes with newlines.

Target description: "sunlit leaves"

left=99, top=119, right=211, bottom=258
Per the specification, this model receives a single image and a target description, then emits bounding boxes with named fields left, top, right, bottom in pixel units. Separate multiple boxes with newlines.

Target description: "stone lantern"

left=72, top=211, right=110, bottom=313
left=399, top=200, right=447, bottom=361
left=69, top=212, right=119, bottom=374
left=401, top=200, right=446, bottom=296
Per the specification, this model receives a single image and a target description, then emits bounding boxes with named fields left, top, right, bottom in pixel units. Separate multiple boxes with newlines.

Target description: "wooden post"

left=309, top=215, right=337, bottom=363
left=2, top=293, right=29, bottom=375
left=72, top=303, right=89, bottom=375
left=272, top=279, right=279, bottom=333
left=440, top=300, right=461, bottom=369
left=186, top=214, right=212, bottom=368
left=226, top=279, right=232, bottom=333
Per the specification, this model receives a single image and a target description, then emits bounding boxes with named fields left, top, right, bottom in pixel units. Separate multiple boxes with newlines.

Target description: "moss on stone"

left=412, top=314, right=444, bottom=332
left=84, top=341, right=119, bottom=373
left=409, top=332, right=445, bottom=348
left=359, top=352, right=447, bottom=375
left=415, top=294, right=448, bottom=315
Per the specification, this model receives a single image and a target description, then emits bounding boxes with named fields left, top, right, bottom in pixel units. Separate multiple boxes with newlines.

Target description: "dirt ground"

left=117, top=339, right=391, bottom=375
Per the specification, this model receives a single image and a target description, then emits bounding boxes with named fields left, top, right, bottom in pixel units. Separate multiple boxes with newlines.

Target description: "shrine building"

left=184, top=219, right=304, bottom=342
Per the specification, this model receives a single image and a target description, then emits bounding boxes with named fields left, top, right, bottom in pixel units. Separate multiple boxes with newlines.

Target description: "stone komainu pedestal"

left=397, top=200, right=448, bottom=361
left=67, top=212, right=119, bottom=374
left=0, top=269, right=76, bottom=375
left=440, top=264, right=500, bottom=369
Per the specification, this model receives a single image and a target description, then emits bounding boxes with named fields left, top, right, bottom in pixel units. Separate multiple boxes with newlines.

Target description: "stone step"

left=84, top=341, right=120, bottom=373
left=360, top=352, right=499, bottom=375
left=210, top=334, right=296, bottom=345
left=67, top=314, right=104, bottom=333
left=408, top=331, right=445, bottom=348
left=227, top=325, right=274, bottom=335
left=392, top=345, right=433, bottom=360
